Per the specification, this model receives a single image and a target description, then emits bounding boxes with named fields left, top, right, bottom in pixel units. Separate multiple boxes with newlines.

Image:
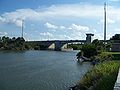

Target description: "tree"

left=110, top=34, right=120, bottom=40
left=92, top=39, right=105, bottom=52
left=0, top=36, right=27, bottom=50
left=81, top=44, right=97, bottom=58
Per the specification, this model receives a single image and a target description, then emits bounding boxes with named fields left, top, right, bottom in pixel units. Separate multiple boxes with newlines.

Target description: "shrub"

left=76, top=61, right=120, bottom=90
left=82, top=44, right=97, bottom=58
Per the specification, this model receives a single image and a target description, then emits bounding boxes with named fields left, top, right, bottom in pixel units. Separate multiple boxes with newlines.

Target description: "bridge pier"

left=54, top=41, right=67, bottom=51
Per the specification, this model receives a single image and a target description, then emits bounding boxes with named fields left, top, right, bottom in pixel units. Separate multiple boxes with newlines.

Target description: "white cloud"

left=1, top=4, right=120, bottom=27
left=44, top=22, right=89, bottom=33
left=107, top=18, right=115, bottom=24
left=93, top=29, right=97, bottom=33
left=1, top=3, right=120, bottom=40
left=0, top=16, right=6, bottom=23
left=93, top=33, right=103, bottom=40
left=44, top=22, right=67, bottom=30
left=1, top=4, right=120, bottom=23
left=56, top=35, right=72, bottom=40
left=0, top=32, right=8, bottom=36
left=109, top=0, right=120, bottom=2
left=39, top=32, right=54, bottom=40
left=115, top=28, right=120, bottom=31
left=2, top=9, right=39, bottom=20
left=98, top=18, right=115, bottom=24
left=0, top=4, right=103, bottom=26
left=44, top=22, right=58, bottom=29
left=40, top=32, right=53, bottom=37
left=12, top=19, right=23, bottom=27
left=114, top=28, right=120, bottom=32
left=0, top=16, right=23, bottom=27
left=60, top=26, right=66, bottom=29
left=68, top=24, right=89, bottom=31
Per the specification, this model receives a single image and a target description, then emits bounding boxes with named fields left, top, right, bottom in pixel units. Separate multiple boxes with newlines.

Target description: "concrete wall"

left=48, top=43, right=55, bottom=50
left=114, top=69, right=120, bottom=90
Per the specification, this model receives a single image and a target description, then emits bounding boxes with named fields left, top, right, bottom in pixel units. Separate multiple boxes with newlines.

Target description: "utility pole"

left=21, top=19, right=24, bottom=38
left=104, top=2, right=107, bottom=50
left=104, top=2, right=107, bottom=44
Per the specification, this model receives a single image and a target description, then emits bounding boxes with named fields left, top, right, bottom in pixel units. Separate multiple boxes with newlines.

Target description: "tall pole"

left=104, top=2, right=107, bottom=44
left=21, top=19, right=24, bottom=38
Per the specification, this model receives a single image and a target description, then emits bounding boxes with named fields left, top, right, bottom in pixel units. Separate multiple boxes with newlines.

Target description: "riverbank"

left=71, top=61, right=120, bottom=90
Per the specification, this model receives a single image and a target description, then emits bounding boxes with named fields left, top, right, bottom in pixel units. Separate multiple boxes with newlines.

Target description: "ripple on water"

left=0, top=50, right=90, bottom=90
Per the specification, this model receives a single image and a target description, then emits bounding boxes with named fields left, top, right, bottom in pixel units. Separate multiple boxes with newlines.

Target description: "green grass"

left=103, top=52, right=120, bottom=60
left=77, top=61, right=120, bottom=90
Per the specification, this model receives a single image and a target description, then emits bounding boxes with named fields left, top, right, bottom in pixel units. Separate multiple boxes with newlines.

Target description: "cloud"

left=43, top=22, right=88, bottom=40
left=1, top=3, right=120, bottom=40
left=107, top=18, right=115, bottom=24
left=0, top=4, right=103, bottom=26
left=0, top=32, right=8, bottom=36
left=1, top=3, right=120, bottom=23
left=55, top=35, right=72, bottom=40
left=109, top=0, right=120, bottom=2
left=1, top=3, right=120, bottom=27
left=0, top=16, right=23, bottom=27
left=60, top=26, right=66, bottom=29
left=39, top=32, right=54, bottom=40
left=11, top=19, right=23, bottom=27
left=40, top=32, right=53, bottom=37
left=93, top=29, right=97, bottom=33
left=44, top=22, right=58, bottom=29
left=68, top=24, right=89, bottom=31
left=98, top=18, right=115, bottom=24
left=0, top=16, right=6, bottom=22
left=2, top=9, right=39, bottom=20
left=93, top=33, right=103, bottom=40
left=114, top=28, right=120, bottom=32
left=44, top=22, right=89, bottom=32
left=44, top=22, right=67, bottom=31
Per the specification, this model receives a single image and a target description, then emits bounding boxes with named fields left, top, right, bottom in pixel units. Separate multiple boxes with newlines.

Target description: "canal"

left=0, top=50, right=90, bottom=90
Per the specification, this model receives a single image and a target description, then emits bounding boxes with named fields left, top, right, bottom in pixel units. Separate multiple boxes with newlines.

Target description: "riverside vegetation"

left=72, top=61, right=120, bottom=90
left=0, top=36, right=46, bottom=50
left=72, top=39, right=120, bottom=90
left=0, top=36, right=27, bottom=50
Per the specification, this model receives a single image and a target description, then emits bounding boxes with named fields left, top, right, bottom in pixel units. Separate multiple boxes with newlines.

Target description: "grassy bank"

left=74, top=61, right=120, bottom=90
left=103, top=52, right=120, bottom=60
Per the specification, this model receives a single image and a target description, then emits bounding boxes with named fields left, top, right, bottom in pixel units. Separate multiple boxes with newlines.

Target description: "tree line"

left=0, top=36, right=46, bottom=51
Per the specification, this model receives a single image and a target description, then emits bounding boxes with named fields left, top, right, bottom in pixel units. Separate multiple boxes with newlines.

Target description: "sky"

left=0, top=0, right=120, bottom=41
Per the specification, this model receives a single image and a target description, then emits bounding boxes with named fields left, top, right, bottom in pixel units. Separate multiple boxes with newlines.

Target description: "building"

left=111, top=34, right=120, bottom=52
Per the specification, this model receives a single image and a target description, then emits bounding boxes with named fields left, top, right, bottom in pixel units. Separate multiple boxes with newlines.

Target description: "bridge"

left=26, top=33, right=94, bottom=51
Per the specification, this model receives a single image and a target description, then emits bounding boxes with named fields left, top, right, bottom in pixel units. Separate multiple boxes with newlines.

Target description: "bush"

left=98, top=52, right=113, bottom=62
left=82, top=44, right=97, bottom=58
left=91, top=52, right=114, bottom=63
left=76, top=61, right=120, bottom=90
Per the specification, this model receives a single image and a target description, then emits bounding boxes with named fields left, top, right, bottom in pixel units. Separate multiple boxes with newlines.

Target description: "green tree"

left=0, top=36, right=27, bottom=50
left=82, top=44, right=97, bottom=58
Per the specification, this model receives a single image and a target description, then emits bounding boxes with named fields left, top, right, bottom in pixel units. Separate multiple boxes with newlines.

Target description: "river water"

left=0, top=50, right=90, bottom=90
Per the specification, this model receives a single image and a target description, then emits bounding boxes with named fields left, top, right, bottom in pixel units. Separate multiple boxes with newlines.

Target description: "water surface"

left=0, top=50, right=90, bottom=90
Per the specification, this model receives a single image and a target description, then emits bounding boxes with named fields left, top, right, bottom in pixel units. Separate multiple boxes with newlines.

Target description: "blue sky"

left=0, top=0, right=120, bottom=41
